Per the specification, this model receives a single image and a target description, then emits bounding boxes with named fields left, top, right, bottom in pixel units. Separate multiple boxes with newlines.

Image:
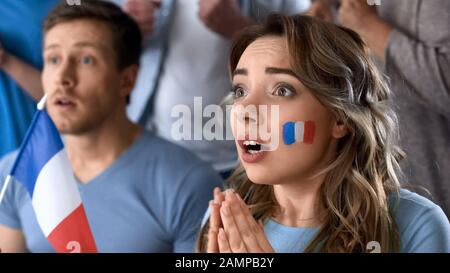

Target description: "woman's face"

left=231, top=36, right=345, bottom=185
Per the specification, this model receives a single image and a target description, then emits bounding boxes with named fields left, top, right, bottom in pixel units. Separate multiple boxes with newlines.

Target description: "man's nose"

left=55, top=59, right=76, bottom=89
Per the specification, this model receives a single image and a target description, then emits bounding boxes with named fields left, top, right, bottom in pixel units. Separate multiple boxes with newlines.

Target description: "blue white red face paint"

left=283, top=121, right=316, bottom=145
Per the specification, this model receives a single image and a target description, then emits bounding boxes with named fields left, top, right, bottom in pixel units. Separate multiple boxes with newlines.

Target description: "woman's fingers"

left=226, top=191, right=264, bottom=252
left=207, top=201, right=219, bottom=252
left=210, top=188, right=224, bottom=232
left=218, top=228, right=232, bottom=253
left=214, top=187, right=225, bottom=204
left=210, top=200, right=221, bottom=231
left=216, top=189, right=274, bottom=253
left=207, top=227, right=218, bottom=252
left=220, top=197, right=247, bottom=253
left=233, top=192, right=274, bottom=252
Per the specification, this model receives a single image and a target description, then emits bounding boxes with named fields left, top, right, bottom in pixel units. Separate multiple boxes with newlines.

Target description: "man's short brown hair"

left=44, top=0, right=142, bottom=71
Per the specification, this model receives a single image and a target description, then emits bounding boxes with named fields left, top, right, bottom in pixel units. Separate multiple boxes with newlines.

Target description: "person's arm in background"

left=198, top=0, right=312, bottom=40
left=122, top=0, right=161, bottom=37
left=307, top=0, right=340, bottom=22
left=198, top=0, right=254, bottom=40
left=0, top=225, right=27, bottom=253
left=338, top=0, right=450, bottom=117
left=0, top=40, right=43, bottom=101
left=0, top=154, right=27, bottom=253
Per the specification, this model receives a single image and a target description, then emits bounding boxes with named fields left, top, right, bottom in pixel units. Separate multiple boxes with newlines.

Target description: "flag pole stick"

left=0, top=175, right=12, bottom=205
left=0, top=95, right=48, bottom=206
left=37, top=94, right=48, bottom=110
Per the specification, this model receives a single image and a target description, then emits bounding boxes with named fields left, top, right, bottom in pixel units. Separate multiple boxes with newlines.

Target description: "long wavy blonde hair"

left=197, top=14, right=404, bottom=253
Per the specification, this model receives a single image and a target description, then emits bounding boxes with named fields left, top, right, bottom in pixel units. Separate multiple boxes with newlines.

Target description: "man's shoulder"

left=134, top=131, right=222, bottom=195
left=0, top=150, right=19, bottom=177
left=136, top=131, right=215, bottom=170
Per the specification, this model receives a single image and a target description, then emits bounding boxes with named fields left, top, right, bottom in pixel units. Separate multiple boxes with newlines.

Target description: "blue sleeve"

left=171, top=163, right=223, bottom=253
left=401, top=204, right=450, bottom=253
left=0, top=153, right=21, bottom=229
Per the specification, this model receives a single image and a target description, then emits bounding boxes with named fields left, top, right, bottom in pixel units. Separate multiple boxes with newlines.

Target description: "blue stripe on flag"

left=9, top=110, right=63, bottom=197
left=283, top=122, right=296, bottom=145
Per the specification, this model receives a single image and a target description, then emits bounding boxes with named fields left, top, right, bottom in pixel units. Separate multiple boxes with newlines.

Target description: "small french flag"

left=283, top=121, right=316, bottom=145
left=0, top=96, right=97, bottom=253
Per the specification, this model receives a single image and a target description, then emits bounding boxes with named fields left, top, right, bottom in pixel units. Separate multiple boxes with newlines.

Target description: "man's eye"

left=273, top=85, right=295, bottom=97
left=231, top=86, right=248, bottom=99
left=81, top=56, right=94, bottom=65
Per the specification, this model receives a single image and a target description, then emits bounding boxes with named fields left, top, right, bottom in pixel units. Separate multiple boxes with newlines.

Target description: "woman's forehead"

left=238, top=36, right=290, bottom=68
left=246, top=36, right=287, bottom=55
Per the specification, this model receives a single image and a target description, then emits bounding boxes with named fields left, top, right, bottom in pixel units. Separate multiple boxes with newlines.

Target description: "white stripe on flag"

left=295, top=121, right=305, bottom=142
left=31, top=149, right=82, bottom=236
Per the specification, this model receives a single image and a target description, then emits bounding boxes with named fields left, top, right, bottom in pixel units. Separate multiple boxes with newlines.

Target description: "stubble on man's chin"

left=53, top=117, right=97, bottom=136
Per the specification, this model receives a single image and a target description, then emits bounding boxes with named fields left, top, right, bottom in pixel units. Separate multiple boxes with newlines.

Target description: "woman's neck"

left=272, top=173, right=326, bottom=228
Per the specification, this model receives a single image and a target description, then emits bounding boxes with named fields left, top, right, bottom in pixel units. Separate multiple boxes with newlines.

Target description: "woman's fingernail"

left=218, top=228, right=226, bottom=240
left=221, top=203, right=230, bottom=216
left=235, top=192, right=243, bottom=201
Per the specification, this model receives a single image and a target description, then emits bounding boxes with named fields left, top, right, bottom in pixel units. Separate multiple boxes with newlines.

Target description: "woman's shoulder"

left=388, top=189, right=450, bottom=252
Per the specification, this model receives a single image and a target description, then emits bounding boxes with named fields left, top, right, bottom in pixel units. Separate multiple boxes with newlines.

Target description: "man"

left=110, top=0, right=311, bottom=178
left=309, top=0, right=450, bottom=217
left=0, top=0, right=58, bottom=157
left=0, top=0, right=221, bottom=253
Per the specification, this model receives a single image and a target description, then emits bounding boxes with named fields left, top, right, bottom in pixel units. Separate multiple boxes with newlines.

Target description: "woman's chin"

left=245, top=169, right=278, bottom=185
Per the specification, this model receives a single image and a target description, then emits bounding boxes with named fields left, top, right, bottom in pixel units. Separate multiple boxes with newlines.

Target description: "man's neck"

left=65, top=113, right=142, bottom=184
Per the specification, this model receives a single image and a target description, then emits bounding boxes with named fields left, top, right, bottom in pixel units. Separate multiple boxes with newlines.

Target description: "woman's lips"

left=240, top=149, right=268, bottom=163
left=238, top=139, right=270, bottom=163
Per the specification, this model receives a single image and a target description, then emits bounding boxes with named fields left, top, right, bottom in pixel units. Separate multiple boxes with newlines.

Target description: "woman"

left=196, top=14, right=450, bottom=253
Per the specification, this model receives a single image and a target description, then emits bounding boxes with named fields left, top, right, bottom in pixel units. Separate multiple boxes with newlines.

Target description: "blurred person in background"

left=0, top=0, right=58, bottom=157
left=308, top=0, right=450, bottom=218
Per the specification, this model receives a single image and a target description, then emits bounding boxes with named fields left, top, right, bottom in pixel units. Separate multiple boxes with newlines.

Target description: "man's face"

left=42, top=19, right=124, bottom=135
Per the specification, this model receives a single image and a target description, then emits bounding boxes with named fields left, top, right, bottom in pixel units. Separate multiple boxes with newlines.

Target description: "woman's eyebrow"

left=265, top=67, right=298, bottom=79
left=233, top=68, right=248, bottom=77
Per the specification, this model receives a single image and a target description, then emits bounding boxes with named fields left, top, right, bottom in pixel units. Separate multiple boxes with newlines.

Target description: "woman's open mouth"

left=239, top=140, right=270, bottom=163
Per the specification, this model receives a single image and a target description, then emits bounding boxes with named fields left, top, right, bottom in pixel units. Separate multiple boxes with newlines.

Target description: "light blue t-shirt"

left=0, top=131, right=222, bottom=252
left=0, top=0, right=59, bottom=157
left=264, top=189, right=450, bottom=253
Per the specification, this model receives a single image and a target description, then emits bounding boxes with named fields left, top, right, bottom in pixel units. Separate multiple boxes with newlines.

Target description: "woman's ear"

left=331, top=119, right=348, bottom=139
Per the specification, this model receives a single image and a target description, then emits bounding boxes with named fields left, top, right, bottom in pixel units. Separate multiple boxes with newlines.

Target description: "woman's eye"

left=273, top=85, right=295, bottom=97
left=81, top=56, right=94, bottom=65
left=47, top=56, right=60, bottom=65
left=231, top=86, right=248, bottom=99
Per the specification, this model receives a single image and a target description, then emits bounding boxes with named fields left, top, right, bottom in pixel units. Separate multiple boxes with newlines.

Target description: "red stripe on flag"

left=47, top=205, right=97, bottom=253
left=303, top=121, right=315, bottom=144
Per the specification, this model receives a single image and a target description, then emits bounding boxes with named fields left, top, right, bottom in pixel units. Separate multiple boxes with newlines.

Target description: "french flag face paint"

left=283, top=121, right=316, bottom=145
